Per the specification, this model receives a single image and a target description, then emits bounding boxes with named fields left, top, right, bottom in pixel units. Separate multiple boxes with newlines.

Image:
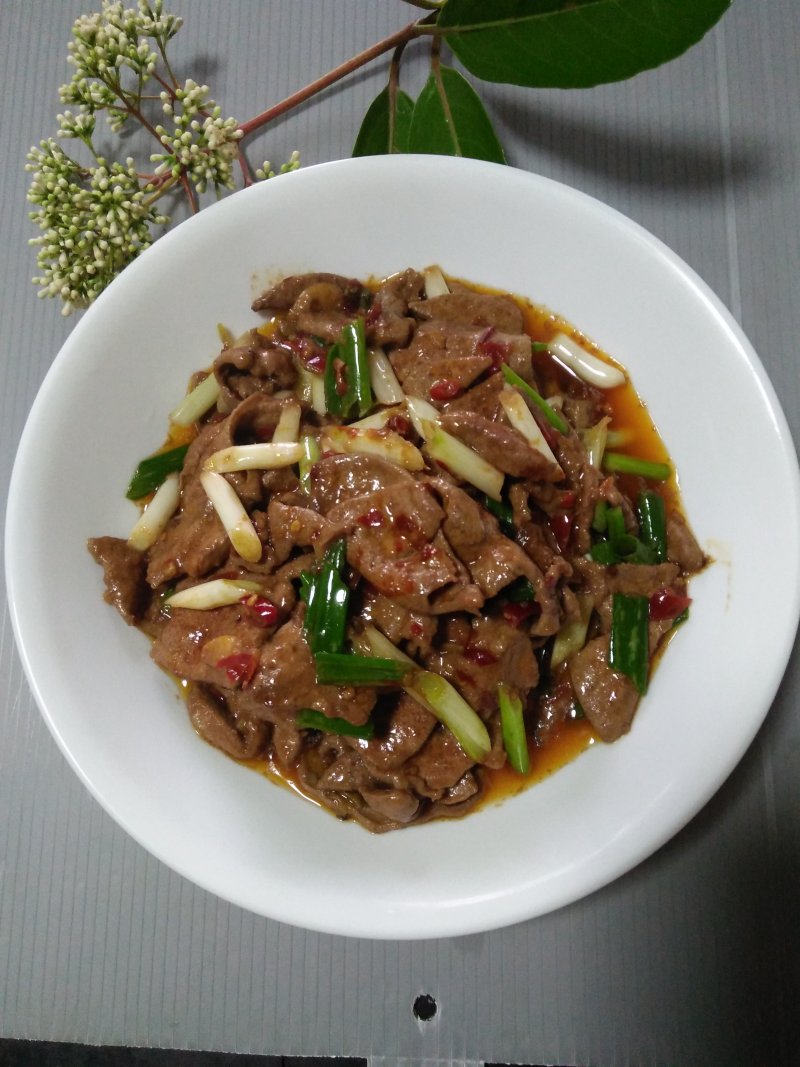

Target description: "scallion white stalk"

left=167, top=577, right=263, bottom=610
left=422, top=419, right=505, bottom=501
left=423, top=265, right=451, bottom=299
left=499, top=388, right=562, bottom=471
left=548, top=333, right=626, bottom=389
left=322, top=425, right=424, bottom=471
left=405, top=395, right=441, bottom=439
left=200, top=470, right=262, bottom=562
left=127, top=472, right=180, bottom=551
left=271, top=402, right=302, bottom=443
left=204, top=441, right=304, bottom=473
left=350, top=404, right=406, bottom=431
left=170, top=373, right=221, bottom=426
left=368, top=348, right=405, bottom=405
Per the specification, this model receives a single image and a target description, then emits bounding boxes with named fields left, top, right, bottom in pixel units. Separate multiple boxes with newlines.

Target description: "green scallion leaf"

left=637, top=490, right=667, bottom=563
left=483, top=493, right=516, bottom=536
left=314, top=652, right=407, bottom=686
left=303, top=538, right=350, bottom=655
left=609, top=593, right=650, bottom=694
left=126, top=444, right=189, bottom=500
left=498, top=683, right=530, bottom=774
left=296, top=708, right=375, bottom=740
left=500, top=363, right=568, bottom=434
left=323, top=318, right=373, bottom=420
left=603, top=452, right=671, bottom=481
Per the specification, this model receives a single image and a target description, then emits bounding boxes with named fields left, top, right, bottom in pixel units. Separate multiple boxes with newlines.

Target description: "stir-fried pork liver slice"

left=241, top=618, right=377, bottom=726
left=87, top=536, right=150, bottom=624
left=439, top=408, right=563, bottom=481
left=187, top=684, right=268, bottom=760
left=568, top=635, right=640, bottom=742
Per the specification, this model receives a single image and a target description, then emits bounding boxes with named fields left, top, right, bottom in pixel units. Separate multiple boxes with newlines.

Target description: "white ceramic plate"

left=7, top=156, right=800, bottom=939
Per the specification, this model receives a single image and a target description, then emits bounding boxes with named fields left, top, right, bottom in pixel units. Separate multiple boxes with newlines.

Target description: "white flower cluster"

left=26, top=0, right=300, bottom=313
left=26, top=140, right=168, bottom=315
left=152, top=80, right=243, bottom=194
left=255, top=150, right=302, bottom=182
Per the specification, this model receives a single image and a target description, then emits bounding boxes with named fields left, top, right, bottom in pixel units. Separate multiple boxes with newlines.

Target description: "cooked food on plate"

left=89, top=266, right=705, bottom=831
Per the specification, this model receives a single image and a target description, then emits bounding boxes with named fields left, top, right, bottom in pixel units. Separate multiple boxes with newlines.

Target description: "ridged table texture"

left=1, top=3, right=799, bottom=1065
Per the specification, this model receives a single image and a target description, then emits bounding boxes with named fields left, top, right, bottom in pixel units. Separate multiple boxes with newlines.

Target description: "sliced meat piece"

left=427, top=616, right=539, bottom=718
left=352, top=693, right=438, bottom=772
left=241, top=618, right=377, bottom=726
left=214, top=330, right=297, bottom=413
left=439, top=408, right=563, bottom=481
left=390, top=325, right=492, bottom=405
left=309, top=453, right=412, bottom=514
left=151, top=601, right=272, bottom=689
left=568, top=635, right=640, bottom=742
left=361, top=591, right=438, bottom=654
left=336, top=482, right=460, bottom=607
left=365, top=268, right=423, bottom=348
left=553, top=431, right=602, bottom=555
left=443, top=372, right=506, bottom=421
left=667, top=510, right=706, bottom=573
left=610, top=562, right=681, bottom=599
left=267, top=499, right=335, bottom=563
left=407, top=725, right=477, bottom=796
left=358, top=786, right=419, bottom=825
left=432, top=479, right=549, bottom=602
left=252, top=272, right=361, bottom=312
left=87, top=536, right=149, bottom=624
left=145, top=420, right=229, bottom=588
left=410, top=291, right=524, bottom=334
left=187, top=683, right=268, bottom=759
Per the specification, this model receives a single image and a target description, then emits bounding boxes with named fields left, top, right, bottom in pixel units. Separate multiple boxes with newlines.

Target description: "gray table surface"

left=2, top=2, right=799, bottom=1065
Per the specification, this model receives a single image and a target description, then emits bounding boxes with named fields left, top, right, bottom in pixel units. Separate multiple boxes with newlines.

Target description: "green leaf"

left=353, top=85, right=414, bottom=156
left=437, top=0, right=732, bottom=88
left=408, top=64, right=506, bottom=163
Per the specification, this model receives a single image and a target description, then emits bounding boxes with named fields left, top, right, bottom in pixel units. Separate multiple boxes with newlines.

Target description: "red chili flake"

left=559, top=490, right=577, bottom=509
left=409, top=621, right=424, bottom=638
left=548, top=511, right=573, bottom=553
left=306, top=352, right=327, bottom=374
left=365, top=299, right=383, bottom=327
left=649, top=588, right=692, bottom=620
left=535, top=412, right=561, bottom=451
left=241, top=594, right=280, bottom=628
left=357, top=508, right=385, bottom=528
left=429, top=378, right=462, bottom=402
left=420, top=543, right=437, bottom=561
left=333, top=357, right=348, bottom=396
left=463, top=645, right=498, bottom=666
left=502, top=602, right=538, bottom=628
left=216, top=652, right=258, bottom=687
left=321, top=449, right=337, bottom=459
left=480, top=339, right=510, bottom=371
left=395, top=514, right=418, bottom=535
left=386, top=414, right=412, bottom=437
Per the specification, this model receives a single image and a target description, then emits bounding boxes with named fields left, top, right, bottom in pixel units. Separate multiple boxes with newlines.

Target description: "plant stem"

left=238, top=18, right=425, bottom=139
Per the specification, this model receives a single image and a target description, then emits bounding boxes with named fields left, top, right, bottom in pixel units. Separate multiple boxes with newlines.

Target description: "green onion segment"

left=314, top=652, right=407, bottom=686
left=126, top=444, right=189, bottom=500
left=498, top=683, right=530, bottom=774
left=589, top=505, right=659, bottom=565
left=602, top=452, right=670, bottom=481
left=299, top=434, right=321, bottom=494
left=323, top=318, right=373, bottom=419
left=609, top=593, right=650, bottom=695
left=296, top=708, right=375, bottom=740
left=500, top=364, right=568, bottom=434
left=637, top=490, right=667, bottom=563
left=302, top=538, right=350, bottom=656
